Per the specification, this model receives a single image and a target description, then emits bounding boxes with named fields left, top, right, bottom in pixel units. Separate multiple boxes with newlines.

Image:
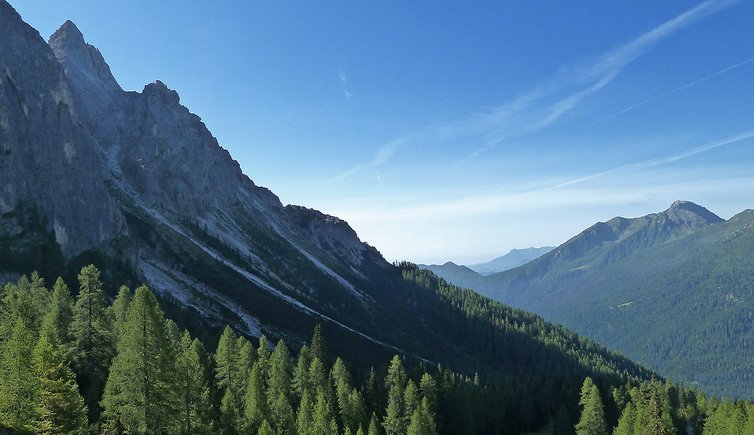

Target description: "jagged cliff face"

left=0, top=1, right=394, bottom=356
left=0, top=3, right=123, bottom=252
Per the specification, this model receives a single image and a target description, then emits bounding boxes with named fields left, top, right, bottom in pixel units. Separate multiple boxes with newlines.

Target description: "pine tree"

left=383, top=385, right=405, bottom=435
left=110, top=285, right=132, bottom=342
left=383, top=356, right=408, bottom=435
left=245, top=361, right=269, bottom=432
left=69, top=265, right=115, bottom=420
left=176, top=331, right=214, bottom=434
left=238, top=336, right=256, bottom=400
left=368, top=412, right=382, bottom=435
left=215, top=326, right=244, bottom=432
left=574, top=377, right=607, bottom=435
left=296, top=388, right=314, bottom=435
left=404, top=380, right=420, bottom=424
left=363, top=367, right=379, bottom=416
left=268, top=339, right=292, bottom=407
left=613, top=402, right=636, bottom=435
left=418, top=373, right=437, bottom=413
left=270, top=389, right=296, bottom=434
left=406, top=397, right=438, bottom=435
left=101, top=285, right=178, bottom=433
left=312, top=389, right=338, bottom=435
left=292, top=344, right=311, bottom=401
left=311, top=324, right=328, bottom=365
left=634, top=380, right=675, bottom=435
left=33, top=316, right=88, bottom=435
left=0, top=316, right=40, bottom=430
left=47, top=277, right=74, bottom=349
left=258, top=419, right=275, bottom=435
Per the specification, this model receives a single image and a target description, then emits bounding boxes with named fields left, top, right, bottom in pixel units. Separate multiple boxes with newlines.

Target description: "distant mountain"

left=417, top=262, right=484, bottom=289
left=469, top=247, right=554, bottom=275
left=468, top=201, right=754, bottom=399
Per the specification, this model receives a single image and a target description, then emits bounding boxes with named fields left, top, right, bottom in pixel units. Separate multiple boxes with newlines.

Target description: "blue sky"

left=14, top=0, right=754, bottom=264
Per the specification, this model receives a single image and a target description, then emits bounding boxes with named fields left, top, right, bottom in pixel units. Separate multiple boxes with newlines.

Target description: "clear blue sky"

left=13, top=0, right=754, bottom=264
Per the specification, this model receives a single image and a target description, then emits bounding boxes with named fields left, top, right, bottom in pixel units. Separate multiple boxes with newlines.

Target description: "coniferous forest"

left=1, top=265, right=753, bottom=434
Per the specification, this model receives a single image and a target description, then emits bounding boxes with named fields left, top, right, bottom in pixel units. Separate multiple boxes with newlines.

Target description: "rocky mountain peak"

left=143, top=80, right=181, bottom=106
left=49, top=19, right=122, bottom=115
left=664, top=200, right=723, bottom=225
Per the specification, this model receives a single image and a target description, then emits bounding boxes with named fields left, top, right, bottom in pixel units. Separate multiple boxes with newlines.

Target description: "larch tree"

left=47, top=277, right=74, bottom=349
left=215, top=326, right=244, bottom=432
left=69, top=265, right=115, bottom=420
left=175, top=331, right=214, bottom=434
left=33, top=315, right=88, bottom=435
left=574, top=377, right=607, bottom=435
left=406, top=397, right=438, bottom=435
left=245, top=361, right=269, bottom=433
left=101, top=285, right=178, bottom=433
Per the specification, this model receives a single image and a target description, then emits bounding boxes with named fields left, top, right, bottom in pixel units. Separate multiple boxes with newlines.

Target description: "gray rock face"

left=0, top=2, right=122, bottom=254
left=0, top=0, right=392, bottom=345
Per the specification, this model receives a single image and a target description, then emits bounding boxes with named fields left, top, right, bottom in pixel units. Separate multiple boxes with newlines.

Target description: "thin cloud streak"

left=332, top=0, right=739, bottom=181
left=554, top=129, right=754, bottom=188
left=338, top=69, right=353, bottom=101
left=593, top=55, right=754, bottom=124
left=459, top=0, right=733, bottom=164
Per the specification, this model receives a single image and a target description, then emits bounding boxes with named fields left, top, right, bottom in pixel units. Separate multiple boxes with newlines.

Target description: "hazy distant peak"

left=664, top=200, right=723, bottom=224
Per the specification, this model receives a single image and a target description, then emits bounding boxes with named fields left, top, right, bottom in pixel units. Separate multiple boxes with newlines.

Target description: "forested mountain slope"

left=472, top=201, right=754, bottom=399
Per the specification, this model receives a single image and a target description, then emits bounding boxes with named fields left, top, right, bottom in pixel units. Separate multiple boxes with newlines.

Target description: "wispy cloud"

left=592, top=55, right=754, bottom=124
left=338, top=69, right=352, bottom=101
left=554, top=129, right=754, bottom=188
left=333, top=0, right=739, bottom=180
left=459, top=0, right=733, bottom=163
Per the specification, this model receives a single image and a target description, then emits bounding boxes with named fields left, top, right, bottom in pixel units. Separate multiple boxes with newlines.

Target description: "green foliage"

left=175, top=332, right=214, bottom=434
left=407, top=397, right=438, bottom=435
left=574, top=377, right=607, bottom=435
left=70, top=265, right=115, bottom=420
left=101, top=285, right=178, bottom=432
left=33, top=317, right=88, bottom=434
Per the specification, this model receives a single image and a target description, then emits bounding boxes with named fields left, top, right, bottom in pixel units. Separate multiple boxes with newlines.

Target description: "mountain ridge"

left=434, top=201, right=753, bottom=399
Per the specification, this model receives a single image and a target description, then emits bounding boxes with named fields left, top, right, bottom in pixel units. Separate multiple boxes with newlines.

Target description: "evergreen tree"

left=258, top=419, right=275, bottom=435
left=311, top=324, right=328, bottom=364
left=368, top=412, right=382, bottom=435
left=215, top=326, right=244, bottom=432
left=634, top=380, right=675, bottom=435
left=292, top=344, right=312, bottom=401
left=383, top=385, right=405, bottom=435
left=176, top=331, right=214, bottom=434
left=245, top=361, right=269, bottom=432
left=270, top=389, right=296, bottom=434
left=33, top=317, right=88, bottom=435
left=419, top=373, right=437, bottom=413
left=312, top=389, right=338, bottom=435
left=110, top=285, right=132, bottom=342
left=383, top=356, right=408, bottom=435
left=385, top=356, right=407, bottom=393
left=47, top=277, right=74, bottom=349
left=613, top=402, right=636, bottom=435
left=574, top=377, right=607, bottom=435
left=101, top=285, right=178, bottom=433
left=363, top=367, right=379, bottom=417
left=404, top=380, right=420, bottom=423
left=407, top=397, right=438, bottom=435
left=70, top=265, right=115, bottom=420
left=268, top=339, right=292, bottom=408
left=296, top=388, right=314, bottom=435
left=238, top=336, right=256, bottom=400
left=0, top=316, right=40, bottom=431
